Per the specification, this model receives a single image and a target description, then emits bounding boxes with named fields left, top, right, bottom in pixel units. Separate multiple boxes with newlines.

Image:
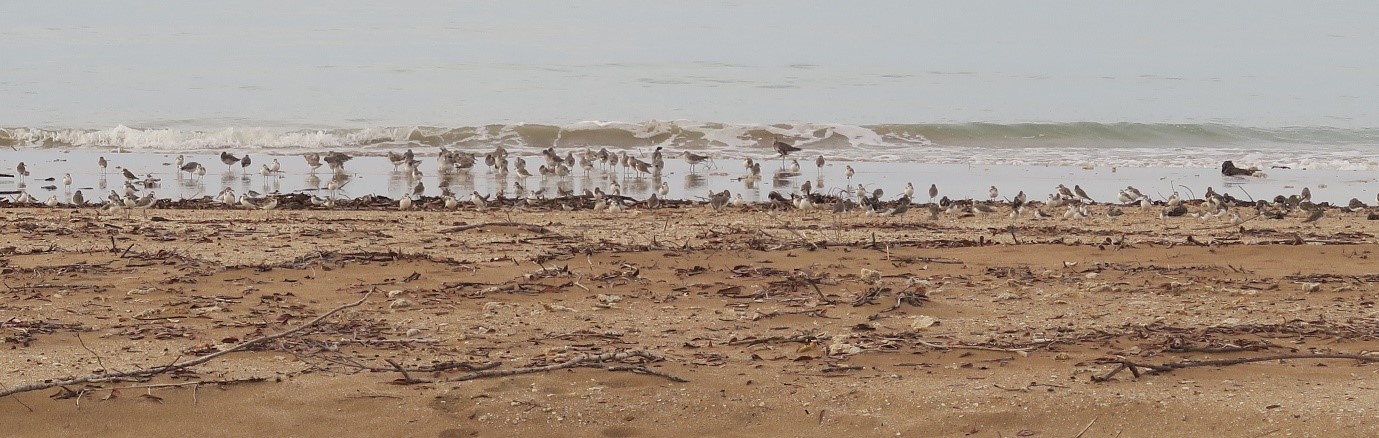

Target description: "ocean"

left=3, top=1, right=1379, bottom=203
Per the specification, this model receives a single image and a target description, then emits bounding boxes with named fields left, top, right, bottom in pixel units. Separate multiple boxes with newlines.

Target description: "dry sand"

left=3, top=202, right=1379, bottom=437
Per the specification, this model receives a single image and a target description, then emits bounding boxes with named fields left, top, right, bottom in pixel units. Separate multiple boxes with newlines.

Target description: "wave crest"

left=4, top=121, right=1378, bottom=170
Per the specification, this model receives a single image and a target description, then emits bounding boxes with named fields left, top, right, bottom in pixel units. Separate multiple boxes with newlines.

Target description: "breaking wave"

left=4, top=121, right=1379, bottom=170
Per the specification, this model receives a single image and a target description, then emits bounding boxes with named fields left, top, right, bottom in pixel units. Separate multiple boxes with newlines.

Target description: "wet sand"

left=3, top=199, right=1379, bottom=437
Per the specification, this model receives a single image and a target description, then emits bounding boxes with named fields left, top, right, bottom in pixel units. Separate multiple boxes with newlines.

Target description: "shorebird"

left=1302, top=207, right=1323, bottom=225
left=388, top=151, right=408, bottom=169
left=16, top=190, right=33, bottom=204
left=398, top=195, right=413, bottom=210
left=706, top=190, right=730, bottom=211
left=240, top=154, right=252, bottom=174
left=443, top=195, right=459, bottom=209
left=304, top=152, right=322, bottom=173
left=134, top=192, right=157, bottom=214
left=260, top=164, right=273, bottom=183
left=217, top=187, right=236, bottom=205
left=180, top=162, right=203, bottom=178
left=789, top=160, right=801, bottom=174
left=800, top=180, right=812, bottom=195
left=658, top=181, right=670, bottom=198
left=98, top=157, right=108, bottom=173
left=45, top=195, right=58, bottom=207
left=1057, top=184, right=1075, bottom=200
left=62, top=173, right=72, bottom=189
left=903, top=182, right=915, bottom=198
left=267, top=159, right=281, bottom=176
left=928, top=184, right=939, bottom=203
left=174, top=155, right=183, bottom=169
left=259, top=195, right=278, bottom=217
left=1301, top=187, right=1312, bottom=202
left=71, top=190, right=84, bottom=206
left=470, top=191, right=488, bottom=211
left=220, top=152, right=240, bottom=171
left=988, top=186, right=999, bottom=201
left=773, top=139, right=801, bottom=163
left=16, top=162, right=29, bottom=179
left=236, top=194, right=257, bottom=210
left=323, top=151, right=352, bottom=174
left=844, top=165, right=854, bottom=180
left=1073, top=185, right=1092, bottom=202
left=973, top=202, right=996, bottom=216
left=815, top=155, right=825, bottom=176
left=683, top=151, right=712, bottom=173
left=885, top=196, right=912, bottom=217
left=121, top=168, right=138, bottom=181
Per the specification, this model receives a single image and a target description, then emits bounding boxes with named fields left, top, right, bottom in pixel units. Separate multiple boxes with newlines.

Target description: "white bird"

left=399, top=195, right=413, bottom=210
left=658, top=181, right=670, bottom=198
left=268, top=159, right=281, bottom=175
left=903, top=183, right=915, bottom=198
left=45, top=195, right=58, bottom=207
left=790, top=160, right=801, bottom=174
left=218, top=188, right=236, bottom=205
left=63, top=173, right=72, bottom=189
left=844, top=165, right=854, bottom=180
left=16, top=190, right=34, bottom=204
left=988, top=186, right=999, bottom=201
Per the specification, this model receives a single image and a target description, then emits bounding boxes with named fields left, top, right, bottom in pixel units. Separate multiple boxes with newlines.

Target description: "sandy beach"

left=3, top=197, right=1379, bottom=437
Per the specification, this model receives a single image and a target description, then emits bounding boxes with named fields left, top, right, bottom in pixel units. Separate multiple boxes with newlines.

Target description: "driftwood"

left=386, top=350, right=685, bottom=384
left=0, top=291, right=373, bottom=399
left=1092, top=353, right=1379, bottom=382
left=438, top=222, right=550, bottom=234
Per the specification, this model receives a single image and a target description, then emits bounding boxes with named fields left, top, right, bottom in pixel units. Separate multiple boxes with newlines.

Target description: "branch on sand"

left=0, top=290, right=374, bottom=399
left=387, top=350, right=687, bottom=384
left=1092, top=353, right=1379, bottom=382
left=438, top=222, right=550, bottom=234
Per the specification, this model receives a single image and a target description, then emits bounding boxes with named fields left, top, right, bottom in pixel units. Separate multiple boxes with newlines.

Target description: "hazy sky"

left=3, top=1, right=1376, bottom=128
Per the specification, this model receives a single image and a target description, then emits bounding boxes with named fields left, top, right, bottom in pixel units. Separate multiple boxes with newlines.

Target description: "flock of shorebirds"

left=3, top=141, right=1377, bottom=226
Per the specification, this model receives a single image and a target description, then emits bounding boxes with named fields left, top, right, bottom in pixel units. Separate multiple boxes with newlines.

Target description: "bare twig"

left=1092, top=353, right=1379, bottom=382
left=388, top=350, right=680, bottom=384
left=1074, top=415, right=1100, bottom=438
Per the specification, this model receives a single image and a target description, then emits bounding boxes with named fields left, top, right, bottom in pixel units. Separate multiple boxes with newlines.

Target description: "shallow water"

left=3, top=150, right=1373, bottom=206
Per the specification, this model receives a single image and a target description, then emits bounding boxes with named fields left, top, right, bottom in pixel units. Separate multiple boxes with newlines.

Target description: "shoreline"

left=2, top=149, right=1375, bottom=206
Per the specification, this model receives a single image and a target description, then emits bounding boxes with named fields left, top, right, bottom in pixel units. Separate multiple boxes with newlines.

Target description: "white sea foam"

left=5, top=122, right=1379, bottom=171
